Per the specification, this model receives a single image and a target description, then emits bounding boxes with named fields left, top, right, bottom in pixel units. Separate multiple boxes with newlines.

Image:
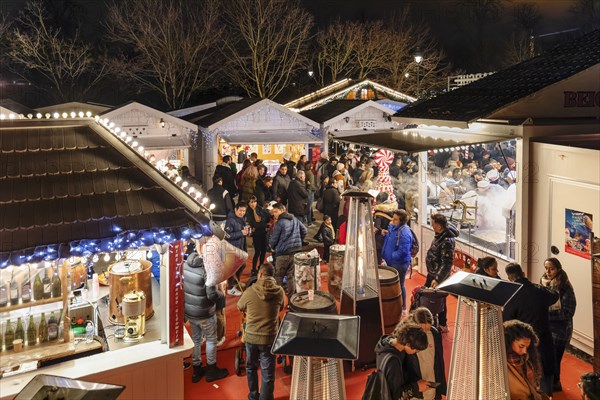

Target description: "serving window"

left=424, top=140, right=518, bottom=260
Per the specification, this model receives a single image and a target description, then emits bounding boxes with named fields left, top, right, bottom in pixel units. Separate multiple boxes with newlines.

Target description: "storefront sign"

left=169, top=241, right=184, bottom=347
left=563, top=91, right=600, bottom=108
left=451, top=249, right=476, bottom=274
left=565, top=208, right=593, bottom=260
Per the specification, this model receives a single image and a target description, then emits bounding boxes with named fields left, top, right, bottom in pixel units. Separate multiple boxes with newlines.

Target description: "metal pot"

left=63, top=258, right=88, bottom=290
left=108, top=260, right=154, bottom=324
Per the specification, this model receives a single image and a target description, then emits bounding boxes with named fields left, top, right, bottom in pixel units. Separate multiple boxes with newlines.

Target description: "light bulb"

left=209, top=203, right=216, bottom=210
left=175, top=176, right=182, bottom=183
left=78, top=111, right=84, bottom=118
left=46, top=113, right=51, bottom=119
left=138, top=146, right=144, bottom=153
left=53, top=112, right=60, bottom=119
left=103, top=254, right=111, bottom=262
left=181, top=181, right=189, bottom=188
left=36, top=113, right=42, bottom=119
left=202, top=197, right=209, bottom=204
left=86, top=111, right=92, bottom=117
left=92, top=254, right=99, bottom=262
left=147, top=251, right=153, bottom=259
left=70, top=112, right=76, bottom=118
left=188, top=186, right=195, bottom=193
left=27, top=113, right=33, bottom=119
left=62, top=112, right=68, bottom=118
left=132, top=141, right=138, bottom=147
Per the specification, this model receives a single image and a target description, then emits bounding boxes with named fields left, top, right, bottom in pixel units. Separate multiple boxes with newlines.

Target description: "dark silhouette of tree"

left=570, top=0, right=600, bottom=31
left=105, top=0, right=223, bottom=110
left=221, top=0, right=314, bottom=99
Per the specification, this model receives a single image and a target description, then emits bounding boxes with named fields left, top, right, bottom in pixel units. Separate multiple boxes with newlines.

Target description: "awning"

left=333, top=129, right=513, bottom=153
left=137, top=135, right=190, bottom=149
left=219, top=130, right=322, bottom=145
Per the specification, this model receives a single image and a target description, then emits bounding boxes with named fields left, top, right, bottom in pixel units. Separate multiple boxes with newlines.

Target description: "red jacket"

left=338, top=221, right=347, bottom=245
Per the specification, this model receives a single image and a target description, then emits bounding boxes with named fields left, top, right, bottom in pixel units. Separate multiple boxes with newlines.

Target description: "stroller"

left=409, top=286, right=448, bottom=328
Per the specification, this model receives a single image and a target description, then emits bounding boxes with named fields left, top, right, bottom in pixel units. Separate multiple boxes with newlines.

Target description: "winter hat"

left=186, top=252, right=203, bottom=267
left=477, top=180, right=490, bottom=190
left=283, top=152, right=291, bottom=161
left=486, top=169, right=500, bottom=182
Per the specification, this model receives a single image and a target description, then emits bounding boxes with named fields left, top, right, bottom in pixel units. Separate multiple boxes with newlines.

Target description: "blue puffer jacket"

left=225, top=212, right=246, bottom=250
left=269, top=212, right=307, bottom=255
left=381, top=223, right=412, bottom=267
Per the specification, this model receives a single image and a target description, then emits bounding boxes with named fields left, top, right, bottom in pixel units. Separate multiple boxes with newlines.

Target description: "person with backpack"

left=373, top=192, right=397, bottom=264
left=381, top=209, right=414, bottom=317
left=366, top=322, right=429, bottom=400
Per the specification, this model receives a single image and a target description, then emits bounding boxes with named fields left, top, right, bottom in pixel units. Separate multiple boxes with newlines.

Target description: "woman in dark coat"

left=474, top=256, right=499, bottom=278
left=540, top=257, right=576, bottom=392
left=321, top=181, right=340, bottom=230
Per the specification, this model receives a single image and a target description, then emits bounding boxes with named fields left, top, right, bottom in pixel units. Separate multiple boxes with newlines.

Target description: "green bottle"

left=15, top=317, right=24, bottom=341
left=5, top=320, right=14, bottom=350
left=33, top=270, right=44, bottom=301
left=39, top=313, right=48, bottom=343
left=26, top=315, right=37, bottom=346
left=51, top=268, right=61, bottom=298
left=42, top=268, right=52, bottom=299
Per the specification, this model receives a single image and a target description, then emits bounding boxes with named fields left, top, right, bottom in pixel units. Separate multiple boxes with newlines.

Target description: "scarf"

left=507, top=352, right=538, bottom=390
left=540, top=275, right=561, bottom=312
left=327, top=224, right=335, bottom=240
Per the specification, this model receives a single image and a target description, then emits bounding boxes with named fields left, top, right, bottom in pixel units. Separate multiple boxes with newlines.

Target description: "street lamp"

left=414, top=47, right=423, bottom=98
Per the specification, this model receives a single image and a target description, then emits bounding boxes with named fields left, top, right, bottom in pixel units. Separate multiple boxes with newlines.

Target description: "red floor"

left=184, top=262, right=593, bottom=400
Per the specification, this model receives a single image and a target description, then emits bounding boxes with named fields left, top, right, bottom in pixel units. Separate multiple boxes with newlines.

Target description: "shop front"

left=0, top=115, right=215, bottom=398
left=182, top=98, right=321, bottom=185
left=341, top=30, right=599, bottom=356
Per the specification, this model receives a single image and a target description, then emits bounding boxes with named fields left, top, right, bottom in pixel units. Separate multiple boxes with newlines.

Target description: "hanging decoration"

left=373, top=149, right=397, bottom=203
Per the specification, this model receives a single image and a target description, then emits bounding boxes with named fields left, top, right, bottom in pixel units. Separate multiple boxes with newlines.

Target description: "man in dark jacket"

left=272, top=164, right=291, bottom=205
left=373, top=192, right=396, bottom=264
left=283, top=153, right=296, bottom=179
left=286, top=170, right=309, bottom=224
left=254, top=176, right=273, bottom=208
left=207, top=176, right=234, bottom=225
left=183, top=252, right=229, bottom=383
left=375, top=322, right=430, bottom=400
left=424, top=214, right=458, bottom=332
left=237, top=264, right=285, bottom=400
left=225, top=201, right=250, bottom=296
left=269, top=202, right=307, bottom=298
left=214, top=155, right=237, bottom=201
left=503, top=262, right=559, bottom=397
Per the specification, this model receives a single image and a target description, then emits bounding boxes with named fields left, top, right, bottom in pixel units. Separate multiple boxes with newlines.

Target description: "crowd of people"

left=177, top=147, right=593, bottom=400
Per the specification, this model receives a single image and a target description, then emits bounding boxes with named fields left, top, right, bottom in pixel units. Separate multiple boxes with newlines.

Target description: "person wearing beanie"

left=183, top=252, right=229, bottom=383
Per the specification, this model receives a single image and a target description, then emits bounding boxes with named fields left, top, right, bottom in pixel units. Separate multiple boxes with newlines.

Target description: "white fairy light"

left=0, top=114, right=5, bottom=120
left=36, top=113, right=42, bottom=119
left=70, top=112, right=76, bottom=118
left=181, top=181, right=189, bottom=188
left=202, top=197, right=209, bottom=204
left=78, top=111, right=84, bottom=118
left=125, top=136, right=132, bottom=143
left=86, top=111, right=92, bottom=117
left=92, top=254, right=99, bottom=262
left=27, top=113, right=33, bottom=119
left=209, top=203, right=216, bottom=210
left=174, top=176, right=182, bottom=183
left=114, top=127, right=121, bottom=133
left=9, top=113, right=16, bottom=119
left=103, top=253, right=111, bottom=262
left=188, top=186, right=195, bottom=194
left=94, top=115, right=100, bottom=121
left=138, top=146, right=144, bottom=153
left=62, top=112, right=68, bottom=118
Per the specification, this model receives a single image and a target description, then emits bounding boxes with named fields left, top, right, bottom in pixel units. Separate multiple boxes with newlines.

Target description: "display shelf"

left=0, top=338, right=102, bottom=372
left=0, top=297, right=63, bottom=314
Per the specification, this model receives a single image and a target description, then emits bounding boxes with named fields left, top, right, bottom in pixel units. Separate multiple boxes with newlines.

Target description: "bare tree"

left=503, top=3, right=542, bottom=66
left=105, top=0, right=223, bottom=109
left=222, top=0, right=313, bottom=99
left=571, top=0, right=600, bottom=31
left=353, top=21, right=390, bottom=80
left=314, top=20, right=360, bottom=86
left=512, top=3, right=542, bottom=34
left=7, top=1, right=106, bottom=102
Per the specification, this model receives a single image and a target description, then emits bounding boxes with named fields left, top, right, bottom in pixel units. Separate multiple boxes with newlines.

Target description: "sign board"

left=168, top=241, right=184, bottom=347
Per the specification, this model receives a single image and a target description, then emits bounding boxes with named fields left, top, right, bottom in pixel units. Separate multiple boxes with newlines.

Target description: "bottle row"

left=0, top=266, right=63, bottom=307
left=1, top=311, right=61, bottom=352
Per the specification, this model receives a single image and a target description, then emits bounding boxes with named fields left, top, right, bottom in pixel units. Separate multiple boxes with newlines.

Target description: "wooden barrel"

left=327, top=244, right=345, bottom=300
left=378, top=266, right=403, bottom=334
left=289, top=290, right=338, bottom=315
left=293, top=252, right=321, bottom=293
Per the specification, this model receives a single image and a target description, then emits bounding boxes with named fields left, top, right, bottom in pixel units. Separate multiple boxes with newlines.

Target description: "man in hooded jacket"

left=237, top=264, right=285, bottom=400
left=424, top=213, right=459, bottom=332
left=183, top=252, right=229, bottom=383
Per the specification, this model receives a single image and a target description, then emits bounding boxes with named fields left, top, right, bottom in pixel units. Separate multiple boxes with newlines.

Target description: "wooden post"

left=61, top=260, right=70, bottom=343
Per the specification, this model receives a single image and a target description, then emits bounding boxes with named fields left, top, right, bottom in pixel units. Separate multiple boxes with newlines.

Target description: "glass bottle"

left=26, top=315, right=37, bottom=346
left=39, top=313, right=48, bottom=343
left=42, top=267, right=52, bottom=299
left=51, top=267, right=62, bottom=298
left=15, top=317, right=24, bottom=341
left=33, top=269, right=44, bottom=301
left=21, top=278, right=32, bottom=303
left=48, top=312, right=58, bottom=341
left=9, top=279, right=19, bottom=305
left=5, top=320, right=14, bottom=350
left=0, top=272, right=7, bottom=307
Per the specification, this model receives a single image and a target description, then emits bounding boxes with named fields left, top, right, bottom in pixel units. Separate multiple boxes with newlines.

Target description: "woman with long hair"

left=475, top=256, right=499, bottom=278
left=240, top=162, right=259, bottom=203
left=540, top=257, right=576, bottom=392
left=504, top=320, right=546, bottom=400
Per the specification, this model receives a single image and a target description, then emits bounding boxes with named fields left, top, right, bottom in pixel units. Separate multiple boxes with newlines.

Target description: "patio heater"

left=339, top=191, right=384, bottom=369
left=436, top=271, right=522, bottom=400
left=271, top=312, right=360, bottom=400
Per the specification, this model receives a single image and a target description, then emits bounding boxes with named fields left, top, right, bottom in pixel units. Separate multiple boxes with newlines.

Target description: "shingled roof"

left=395, top=29, right=600, bottom=123
left=0, top=118, right=211, bottom=267
left=183, top=98, right=262, bottom=127
left=300, top=100, right=368, bottom=123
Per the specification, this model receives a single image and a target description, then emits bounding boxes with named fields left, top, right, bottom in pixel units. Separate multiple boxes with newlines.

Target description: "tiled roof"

left=395, top=29, right=600, bottom=122
left=300, top=100, right=368, bottom=123
left=0, top=119, right=210, bottom=266
left=184, top=98, right=262, bottom=127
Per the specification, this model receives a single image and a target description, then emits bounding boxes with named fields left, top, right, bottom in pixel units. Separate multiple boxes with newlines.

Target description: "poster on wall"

left=262, top=144, right=272, bottom=154
left=274, top=144, right=286, bottom=154
left=247, top=145, right=258, bottom=155
left=565, top=208, right=593, bottom=259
